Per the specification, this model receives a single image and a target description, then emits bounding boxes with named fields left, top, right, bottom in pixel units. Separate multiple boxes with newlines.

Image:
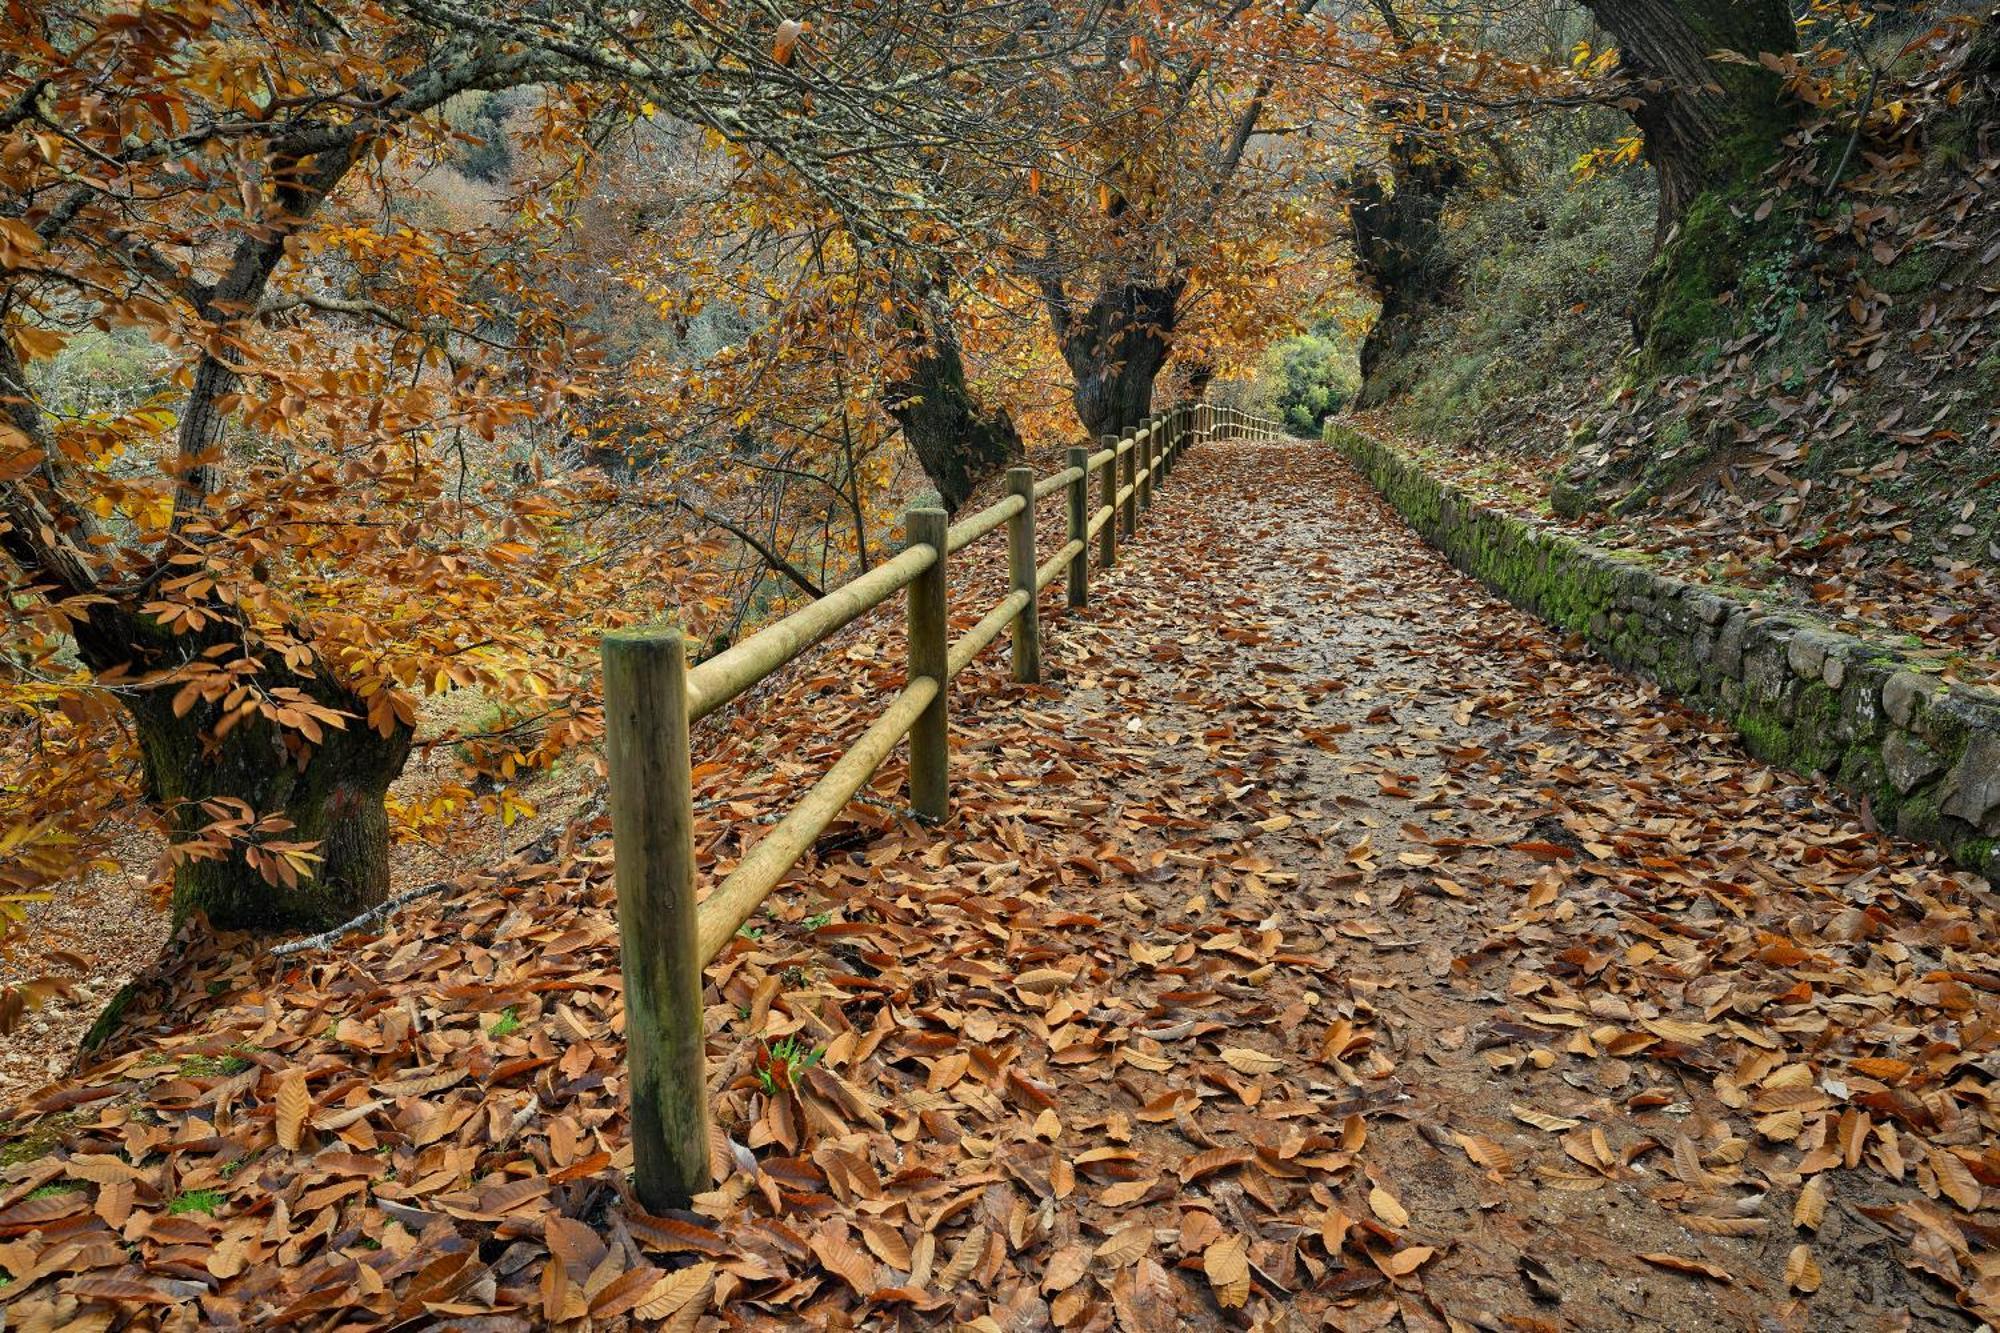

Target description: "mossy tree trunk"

left=1042, top=276, right=1185, bottom=439
left=1583, top=0, right=1797, bottom=232
left=1348, top=0, right=1467, bottom=408
left=1348, top=137, right=1466, bottom=408
left=1582, top=0, right=1799, bottom=364
left=886, top=285, right=1023, bottom=514
left=74, top=611, right=415, bottom=933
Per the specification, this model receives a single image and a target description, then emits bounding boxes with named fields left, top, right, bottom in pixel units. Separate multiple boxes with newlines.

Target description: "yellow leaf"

left=1220, top=1046, right=1284, bottom=1075
left=1202, top=1232, right=1250, bottom=1309
left=1785, top=1243, right=1822, bottom=1294
left=1369, top=1185, right=1408, bottom=1229
left=1793, top=1173, right=1827, bottom=1231
left=275, top=1069, right=310, bottom=1152
left=633, top=1261, right=713, bottom=1319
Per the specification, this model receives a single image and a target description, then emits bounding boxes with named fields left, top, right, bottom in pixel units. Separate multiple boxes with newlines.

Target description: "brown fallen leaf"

left=1638, top=1252, right=1732, bottom=1284
left=1203, top=1232, right=1250, bottom=1309
left=1219, top=1046, right=1285, bottom=1075
left=1094, top=1222, right=1151, bottom=1268
left=1015, top=968, right=1076, bottom=994
left=1512, top=1104, right=1581, bottom=1133
left=1180, top=1147, right=1252, bottom=1183
left=1454, top=1132, right=1515, bottom=1176
left=1042, top=1243, right=1093, bottom=1294
left=1793, top=1173, right=1828, bottom=1231
left=275, top=1069, right=310, bottom=1153
left=1383, top=1244, right=1435, bottom=1277
left=1786, top=1243, right=1822, bottom=1294
left=632, top=1262, right=714, bottom=1320
left=1369, top=1184, right=1409, bottom=1229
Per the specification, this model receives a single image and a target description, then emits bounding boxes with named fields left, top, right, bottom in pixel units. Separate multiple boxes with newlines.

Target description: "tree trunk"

left=1581, top=0, right=1797, bottom=234
left=885, top=288, right=1023, bottom=514
left=74, top=613, right=414, bottom=933
left=1045, top=278, right=1185, bottom=439
left=1348, top=138, right=1466, bottom=408
left=1582, top=0, right=1799, bottom=365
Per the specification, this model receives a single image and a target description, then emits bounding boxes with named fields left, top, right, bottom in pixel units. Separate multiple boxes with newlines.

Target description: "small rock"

left=1883, top=671, right=1939, bottom=728
left=1787, top=632, right=1829, bottom=680
left=1941, top=735, right=2000, bottom=829
left=1884, top=730, right=1945, bottom=795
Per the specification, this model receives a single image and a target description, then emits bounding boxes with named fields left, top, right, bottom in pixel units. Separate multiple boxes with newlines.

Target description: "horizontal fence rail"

left=602, top=398, right=1287, bottom=1209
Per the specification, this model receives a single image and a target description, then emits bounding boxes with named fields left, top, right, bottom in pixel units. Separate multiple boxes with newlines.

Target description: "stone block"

left=1884, top=730, right=1944, bottom=795
left=1787, top=630, right=1835, bottom=681
left=1715, top=611, right=1750, bottom=678
left=1883, top=671, right=1939, bottom=728
left=1941, top=734, right=2000, bottom=832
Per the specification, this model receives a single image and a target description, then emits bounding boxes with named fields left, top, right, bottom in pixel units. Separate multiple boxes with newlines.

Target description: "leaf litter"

left=1, top=440, right=1996, bottom=1330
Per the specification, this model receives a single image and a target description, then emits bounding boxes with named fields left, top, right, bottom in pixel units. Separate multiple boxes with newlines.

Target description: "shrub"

left=1258, top=334, right=1360, bottom=435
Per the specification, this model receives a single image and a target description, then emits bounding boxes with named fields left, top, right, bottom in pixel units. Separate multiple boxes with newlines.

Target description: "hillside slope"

left=1361, top=8, right=2000, bottom=687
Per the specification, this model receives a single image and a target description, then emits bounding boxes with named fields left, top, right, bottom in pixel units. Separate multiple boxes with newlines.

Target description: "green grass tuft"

left=166, top=1189, right=226, bottom=1216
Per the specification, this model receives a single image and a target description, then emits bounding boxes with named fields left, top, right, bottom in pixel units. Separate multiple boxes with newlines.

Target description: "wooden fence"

left=602, top=399, right=1287, bottom=1210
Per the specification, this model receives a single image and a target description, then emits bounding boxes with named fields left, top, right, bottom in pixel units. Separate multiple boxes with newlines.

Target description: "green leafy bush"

left=1258, top=334, right=1359, bottom=435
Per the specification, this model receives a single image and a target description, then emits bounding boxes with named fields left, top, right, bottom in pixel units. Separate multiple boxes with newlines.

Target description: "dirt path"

left=931, top=438, right=1997, bottom=1328
left=2, top=439, right=1993, bottom=1331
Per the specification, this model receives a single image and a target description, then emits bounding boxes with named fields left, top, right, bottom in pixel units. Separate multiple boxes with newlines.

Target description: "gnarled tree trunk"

left=72, top=611, right=414, bottom=933
left=1043, top=277, right=1185, bottom=439
left=1582, top=0, right=1798, bottom=364
left=1583, top=0, right=1797, bottom=233
left=1348, top=137, right=1465, bottom=408
left=885, top=287, right=1023, bottom=513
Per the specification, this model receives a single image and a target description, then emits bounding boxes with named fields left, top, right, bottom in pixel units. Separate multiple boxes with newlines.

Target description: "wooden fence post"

left=1066, top=446, right=1089, bottom=608
left=1120, top=433, right=1136, bottom=539
left=602, top=626, right=712, bottom=1213
left=1134, top=426, right=1150, bottom=512
left=1006, top=467, right=1041, bottom=684
left=1099, top=435, right=1118, bottom=568
left=906, top=507, right=949, bottom=819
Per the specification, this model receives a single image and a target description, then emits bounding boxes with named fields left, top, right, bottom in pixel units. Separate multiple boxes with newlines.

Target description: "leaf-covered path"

left=4, top=440, right=1996, bottom=1331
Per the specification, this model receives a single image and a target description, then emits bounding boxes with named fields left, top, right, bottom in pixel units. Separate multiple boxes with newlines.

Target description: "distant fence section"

left=603, top=400, right=1286, bottom=1209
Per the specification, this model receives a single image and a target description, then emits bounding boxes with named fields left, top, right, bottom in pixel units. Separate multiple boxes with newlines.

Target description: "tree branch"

left=673, top=497, right=825, bottom=600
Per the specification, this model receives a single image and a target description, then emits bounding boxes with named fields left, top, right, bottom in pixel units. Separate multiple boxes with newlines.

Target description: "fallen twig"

left=269, top=881, right=453, bottom=957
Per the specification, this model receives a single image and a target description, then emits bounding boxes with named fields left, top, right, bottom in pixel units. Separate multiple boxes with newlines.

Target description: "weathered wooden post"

left=1144, top=422, right=1160, bottom=510
left=1098, top=435, right=1118, bottom=568
left=1119, top=432, right=1136, bottom=539
left=1066, top=446, right=1089, bottom=608
left=906, top=508, right=949, bottom=819
left=602, top=626, right=711, bottom=1212
left=1005, top=468, right=1041, bottom=684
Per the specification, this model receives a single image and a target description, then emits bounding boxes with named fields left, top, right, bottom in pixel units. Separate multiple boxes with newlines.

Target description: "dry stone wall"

left=1327, top=421, right=2000, bottom=884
